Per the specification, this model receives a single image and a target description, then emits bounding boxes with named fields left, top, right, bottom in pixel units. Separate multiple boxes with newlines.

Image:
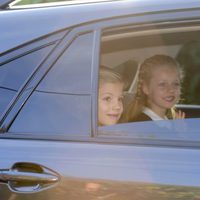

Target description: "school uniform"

left=130, top=107, right=171, bottom=129
left=132, top=107, right=172, bottom=129
left=143, top=107, right=168, bottom=121
left=130, top=107, right=168, bottom=122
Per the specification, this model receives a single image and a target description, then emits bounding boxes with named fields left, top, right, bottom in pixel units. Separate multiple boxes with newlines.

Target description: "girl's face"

left=98, top=82, right=124, bottom=126
left=142, top=66, right=181, bottom=117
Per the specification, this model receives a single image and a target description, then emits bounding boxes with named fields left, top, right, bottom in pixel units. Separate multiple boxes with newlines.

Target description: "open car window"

left=99, top=20, right=200, bottom=143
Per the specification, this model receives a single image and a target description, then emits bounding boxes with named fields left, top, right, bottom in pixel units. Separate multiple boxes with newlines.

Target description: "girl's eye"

left=173, top=82, right=180, bottom=87
left=158, top=82, right=166, bottom=88
left=103, top=96, right=112, bottom=102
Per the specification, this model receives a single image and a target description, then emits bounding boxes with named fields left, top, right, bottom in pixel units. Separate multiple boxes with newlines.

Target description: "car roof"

left=1, top=0, right=200, bottom=54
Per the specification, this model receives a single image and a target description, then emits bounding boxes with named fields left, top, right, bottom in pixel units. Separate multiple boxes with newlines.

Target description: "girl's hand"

left=175, top=110, right=185, bottom=119
left=174, top=110, right=187, bottom=133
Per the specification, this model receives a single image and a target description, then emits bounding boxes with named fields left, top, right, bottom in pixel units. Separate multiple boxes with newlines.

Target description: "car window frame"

left=96, top=9, right=200, bottom=147
left=9, top=31, right=97, bottom=137
left=0, top=24, right=101, bottom=140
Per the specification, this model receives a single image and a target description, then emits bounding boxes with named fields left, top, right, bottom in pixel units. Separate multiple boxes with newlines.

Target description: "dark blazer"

left=129, top=112, right=152, bottom=122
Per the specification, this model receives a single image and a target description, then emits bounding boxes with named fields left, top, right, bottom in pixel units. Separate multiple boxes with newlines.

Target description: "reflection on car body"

left=1, top=0, right=200, bottom=199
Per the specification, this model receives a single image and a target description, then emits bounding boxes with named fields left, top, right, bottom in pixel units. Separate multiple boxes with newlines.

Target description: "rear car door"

left=1, top=2, right=200, bottom=200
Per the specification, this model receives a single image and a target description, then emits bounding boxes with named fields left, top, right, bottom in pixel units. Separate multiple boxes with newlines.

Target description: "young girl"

left=125, top=55, right=185, bottom=122
left=98, top=66, right=125, bottom=126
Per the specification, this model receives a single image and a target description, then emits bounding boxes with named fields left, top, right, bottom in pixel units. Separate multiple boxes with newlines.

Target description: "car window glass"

left=38, top=33, right=93, bottom=94
left=10, top=32, right=94, bottom=136
left=98, top=118, right=200, bottom=143
left=0, top=45, right=53, bottom=118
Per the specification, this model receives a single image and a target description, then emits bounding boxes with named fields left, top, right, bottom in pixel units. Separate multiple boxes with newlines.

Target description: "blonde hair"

left=124, top=55, right=183, bottom=122
left=99, top=66, right=124, bottom=87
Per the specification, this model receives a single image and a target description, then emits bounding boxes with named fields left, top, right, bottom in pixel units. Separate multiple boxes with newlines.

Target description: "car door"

left=1, top=3, right=200, bottom=200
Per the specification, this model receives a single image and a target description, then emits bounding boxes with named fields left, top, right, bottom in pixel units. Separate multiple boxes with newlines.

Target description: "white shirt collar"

left=143, top=107, right=171, bottom=129
left=143, top=107, right=168, bottom=121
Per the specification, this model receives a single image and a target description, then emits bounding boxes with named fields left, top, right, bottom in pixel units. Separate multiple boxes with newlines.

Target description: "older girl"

left=125, top=55, right=185, bottom=122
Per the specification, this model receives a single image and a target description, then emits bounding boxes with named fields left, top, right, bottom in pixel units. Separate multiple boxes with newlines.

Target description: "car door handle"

left=0, top=162, right=60, bottom=193
left=0, top=170, right=59, bottom=183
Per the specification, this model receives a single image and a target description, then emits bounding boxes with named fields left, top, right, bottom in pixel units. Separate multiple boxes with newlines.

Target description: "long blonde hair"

left=124, top=55, right=183, bottom=122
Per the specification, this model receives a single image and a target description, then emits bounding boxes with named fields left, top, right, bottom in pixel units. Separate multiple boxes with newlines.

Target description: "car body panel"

left=1, top=138, right=200, bottom=199
left=1, top=0, right=200, bottom=54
